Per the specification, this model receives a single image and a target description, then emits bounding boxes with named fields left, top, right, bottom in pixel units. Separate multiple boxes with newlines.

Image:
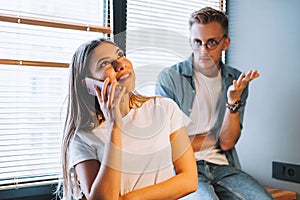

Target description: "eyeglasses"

left=191, top=34, right=227, bottom=51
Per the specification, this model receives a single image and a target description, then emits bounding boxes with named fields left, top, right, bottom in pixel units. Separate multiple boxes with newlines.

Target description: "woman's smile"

left=117, top=72, right=131, bottom=82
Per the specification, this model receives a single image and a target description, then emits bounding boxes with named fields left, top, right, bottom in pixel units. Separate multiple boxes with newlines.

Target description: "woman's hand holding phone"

left=85, top=77, right=104, bottom=96
left=85, top=77, right=122, bottom=99
left=86, top=77, right=126, bottom=127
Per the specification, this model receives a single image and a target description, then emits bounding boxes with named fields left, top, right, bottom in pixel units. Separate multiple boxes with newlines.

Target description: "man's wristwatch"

left=226, top=100, right=243, bottom=113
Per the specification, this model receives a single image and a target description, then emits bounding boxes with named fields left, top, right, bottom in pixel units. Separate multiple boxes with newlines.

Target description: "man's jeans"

left=181, top=161, right=274, bottom=200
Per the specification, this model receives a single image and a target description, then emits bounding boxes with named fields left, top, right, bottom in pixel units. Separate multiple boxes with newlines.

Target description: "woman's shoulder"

left=69, top=129, right=104, bottom=155
left=71, top=129, right=99, bottom=145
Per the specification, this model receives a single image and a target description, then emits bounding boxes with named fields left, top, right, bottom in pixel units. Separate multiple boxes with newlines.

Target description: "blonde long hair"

left=57, top=38, right=153, bottom=199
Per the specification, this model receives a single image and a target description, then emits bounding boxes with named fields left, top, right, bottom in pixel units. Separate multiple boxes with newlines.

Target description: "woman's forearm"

left=81, top=125, right=123, bottom=200
left=120, top=171, right=197, bottom=200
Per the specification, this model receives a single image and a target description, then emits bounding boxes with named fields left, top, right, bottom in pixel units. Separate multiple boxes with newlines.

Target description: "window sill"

left=0, top=184, right=57, bottom=200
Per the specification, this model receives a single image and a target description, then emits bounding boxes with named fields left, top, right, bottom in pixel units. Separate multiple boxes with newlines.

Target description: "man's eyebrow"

left=192, top=37, right=218, bottom=41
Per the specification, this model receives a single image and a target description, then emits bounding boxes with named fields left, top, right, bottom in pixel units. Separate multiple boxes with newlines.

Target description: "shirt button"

left=188, top=109, right=192, bottom=112
left=192, top=90, right=195, bottom=93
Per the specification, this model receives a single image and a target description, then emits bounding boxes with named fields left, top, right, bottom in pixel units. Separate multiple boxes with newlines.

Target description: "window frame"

left=0, top=184, right=56, bottom=200
left=0, top=0, right=111, bottom=198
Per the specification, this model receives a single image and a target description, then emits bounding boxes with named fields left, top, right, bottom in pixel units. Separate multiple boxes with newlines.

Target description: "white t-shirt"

left=68, top=97, right=191, bottom=195
left=188, top=71, right=222, bottom=135
left=188, top=70, right=228, bottom=165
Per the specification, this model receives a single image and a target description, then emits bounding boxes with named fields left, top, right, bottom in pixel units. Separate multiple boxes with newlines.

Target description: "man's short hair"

left=189, top=7, right=228, bottom=34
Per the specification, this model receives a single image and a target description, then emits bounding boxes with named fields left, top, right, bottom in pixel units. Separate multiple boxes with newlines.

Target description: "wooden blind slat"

left=0, top=59, right=69, bottom=68
left=0, top=13, right=111, bottom=34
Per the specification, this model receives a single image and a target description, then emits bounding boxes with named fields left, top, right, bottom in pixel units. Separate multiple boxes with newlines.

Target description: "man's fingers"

left=232, top=79, right=238, bottom=89
left=237, top=72, right=245, bottom=85
left=246, top=70, right=252, bottom=79
left=251, top=70, right=260, bottom=79
left=241, top=70, right=260, bottom=85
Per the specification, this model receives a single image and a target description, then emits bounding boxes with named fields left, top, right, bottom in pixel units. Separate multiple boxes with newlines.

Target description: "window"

left=125, top=0, right=226, bottom=96
left=0, top=0, right=110, bottom=195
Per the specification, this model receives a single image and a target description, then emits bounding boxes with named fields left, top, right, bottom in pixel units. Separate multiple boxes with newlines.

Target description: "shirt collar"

left=180, top=54, right=194, bottom=76
left=220, top=61, right=235, bottom=79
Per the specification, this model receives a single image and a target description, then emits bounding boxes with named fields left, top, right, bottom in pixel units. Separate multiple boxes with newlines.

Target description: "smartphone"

left=85, top=77, right=104, bottom=96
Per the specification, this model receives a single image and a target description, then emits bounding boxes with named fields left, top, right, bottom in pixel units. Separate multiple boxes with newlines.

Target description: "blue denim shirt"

left=155, top=54, right=249, bottom=169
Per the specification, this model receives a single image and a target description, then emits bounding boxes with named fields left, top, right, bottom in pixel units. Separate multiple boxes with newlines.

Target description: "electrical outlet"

left=272, top=161, right=300, bottom=183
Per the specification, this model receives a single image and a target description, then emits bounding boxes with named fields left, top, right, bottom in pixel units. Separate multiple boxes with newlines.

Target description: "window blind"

left=0, top=0, right=110, bottom=191
left=126, top=0, right=226, bottom=96
left=0, top=65, right=68, bottom=190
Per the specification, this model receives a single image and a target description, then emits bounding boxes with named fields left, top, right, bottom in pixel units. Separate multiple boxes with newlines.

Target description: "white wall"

left=227, top=0, right=300, bottom=195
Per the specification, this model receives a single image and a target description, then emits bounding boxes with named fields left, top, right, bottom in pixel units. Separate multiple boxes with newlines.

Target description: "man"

left=156, top=7, right=273, bottom=200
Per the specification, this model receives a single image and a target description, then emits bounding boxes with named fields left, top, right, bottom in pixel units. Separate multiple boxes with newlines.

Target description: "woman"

left=59, top=38, right=197, bottom=200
